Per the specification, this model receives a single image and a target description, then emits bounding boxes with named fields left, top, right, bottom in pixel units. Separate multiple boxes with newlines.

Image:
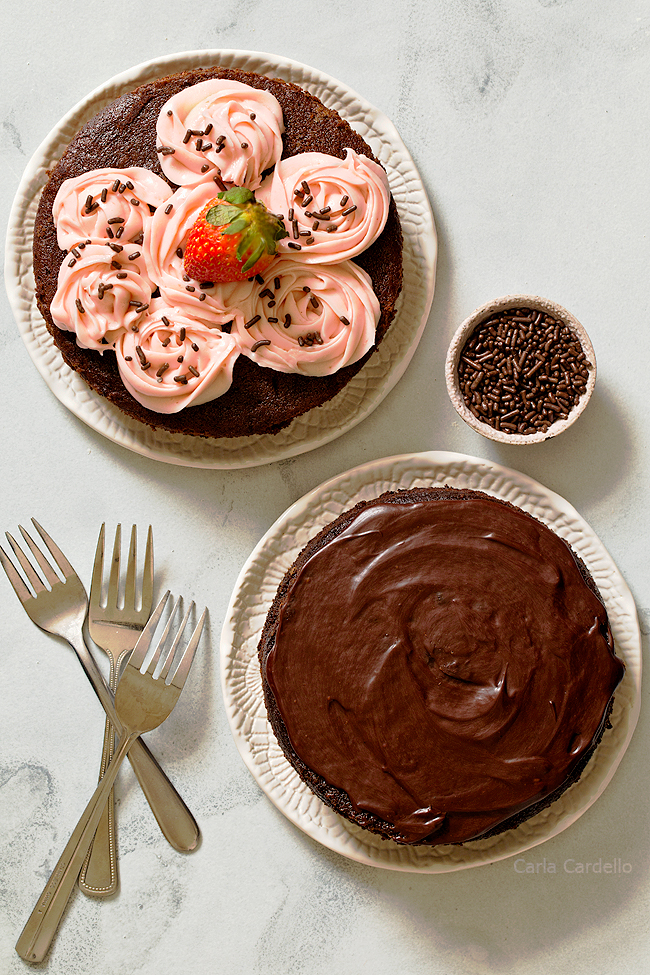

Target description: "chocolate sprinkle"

left=456, top=307, right=592, bottom=435
left=298, top=331, right=323, bottom=347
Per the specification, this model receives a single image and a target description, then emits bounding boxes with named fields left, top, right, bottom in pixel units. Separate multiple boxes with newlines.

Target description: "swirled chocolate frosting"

left=261, top=488, right=624, bottom=845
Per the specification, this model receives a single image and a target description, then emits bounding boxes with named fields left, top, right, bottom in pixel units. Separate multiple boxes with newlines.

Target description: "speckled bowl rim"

left=445, top=295, right=596, bottom=445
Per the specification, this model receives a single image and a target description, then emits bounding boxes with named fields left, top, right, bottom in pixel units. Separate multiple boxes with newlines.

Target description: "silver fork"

left=78, top=524, right=154, bottom=897
left=0, top=521, right=201, bottom=861
left=16, top=591, right=206, bottom=964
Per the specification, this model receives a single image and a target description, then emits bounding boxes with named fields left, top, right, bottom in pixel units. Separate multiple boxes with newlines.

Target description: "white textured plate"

left=5, top=50, right=436, bottom=469
left=221, top=451, right=641, bottom=872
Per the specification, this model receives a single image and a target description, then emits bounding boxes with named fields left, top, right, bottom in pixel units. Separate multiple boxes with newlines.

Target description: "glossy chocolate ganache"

left=260, top=487, right=624, bottom=846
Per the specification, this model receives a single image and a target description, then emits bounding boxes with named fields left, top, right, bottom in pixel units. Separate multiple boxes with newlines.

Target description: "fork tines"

left=92, top=523, right=153, bottom=616
left=1, top=519, right=79, bottom=602
left=130, top=591, right=206, bottom=687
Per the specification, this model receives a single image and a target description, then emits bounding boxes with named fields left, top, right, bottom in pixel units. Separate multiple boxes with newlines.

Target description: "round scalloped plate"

left=5, top=50, right=436, bottom=469
left=221, top=451, right=641, bottom=872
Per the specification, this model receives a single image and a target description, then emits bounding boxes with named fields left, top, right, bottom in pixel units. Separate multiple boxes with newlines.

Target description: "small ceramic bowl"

left=445, top=294, right=596, bottom=445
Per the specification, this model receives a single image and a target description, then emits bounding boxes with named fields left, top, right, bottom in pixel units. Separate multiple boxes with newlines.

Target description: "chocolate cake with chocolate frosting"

left=259, top=487, right=624, bottom=846
left=32, top=66, right=403, bottom=439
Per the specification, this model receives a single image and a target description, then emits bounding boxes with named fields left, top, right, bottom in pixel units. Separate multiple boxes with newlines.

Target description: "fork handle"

left=16, top=732, right=138, bottom=964
left=77, top=714, right=118, bottom=896
left=78, top=663, right=119, bottom=897
left=127, top=738, right=200, bottom=851
left=70, top=631, right=200, bottom=853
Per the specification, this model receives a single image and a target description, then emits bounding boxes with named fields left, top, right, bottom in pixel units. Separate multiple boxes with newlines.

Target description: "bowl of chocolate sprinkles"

left=445, top=295, right=596, bottom=444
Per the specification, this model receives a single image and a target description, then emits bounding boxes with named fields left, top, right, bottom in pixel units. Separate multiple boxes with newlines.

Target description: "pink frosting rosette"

left=50, top=243, right=153, bottom=351
left=156, top=79, right=284, bottom=189
left=48, top=82, right=394, bottom=415
left=228, top=256, right=380, bottom=376
left=255, top=149, right=390, bottom=263
left=145, top=180, right=253, bottom=328
left=144, top=180, right=218, bottom=281
left=114, top=299, right=240, bottom=413
left=52, top=168, right=173, bottom=250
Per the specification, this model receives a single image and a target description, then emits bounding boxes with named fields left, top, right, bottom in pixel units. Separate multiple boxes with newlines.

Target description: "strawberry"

left=183, top=186, right=288, bottom=283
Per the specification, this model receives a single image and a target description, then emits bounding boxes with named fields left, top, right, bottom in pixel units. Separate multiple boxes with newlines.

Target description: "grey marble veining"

left=1, top=1, right=649, bottom=972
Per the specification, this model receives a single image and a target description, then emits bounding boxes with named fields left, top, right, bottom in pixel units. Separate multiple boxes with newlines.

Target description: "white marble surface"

left=1, top=1, right=648, bottom=972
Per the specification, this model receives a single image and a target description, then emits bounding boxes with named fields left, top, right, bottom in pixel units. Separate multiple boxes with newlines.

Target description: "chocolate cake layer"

left=259, top=487, right=624, bottom=846
left=33, top=66, right=403, bottom=438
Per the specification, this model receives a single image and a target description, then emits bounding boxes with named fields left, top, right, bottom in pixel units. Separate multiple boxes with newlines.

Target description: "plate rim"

left=220, top=449, right=641, bottom=872
left=5, top=48, right=436, bottom=469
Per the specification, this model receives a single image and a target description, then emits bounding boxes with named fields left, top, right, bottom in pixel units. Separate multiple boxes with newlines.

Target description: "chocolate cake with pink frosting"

left=259, top=486, right=624, bottom=847
left=32, top=66, right=403, bottom=439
